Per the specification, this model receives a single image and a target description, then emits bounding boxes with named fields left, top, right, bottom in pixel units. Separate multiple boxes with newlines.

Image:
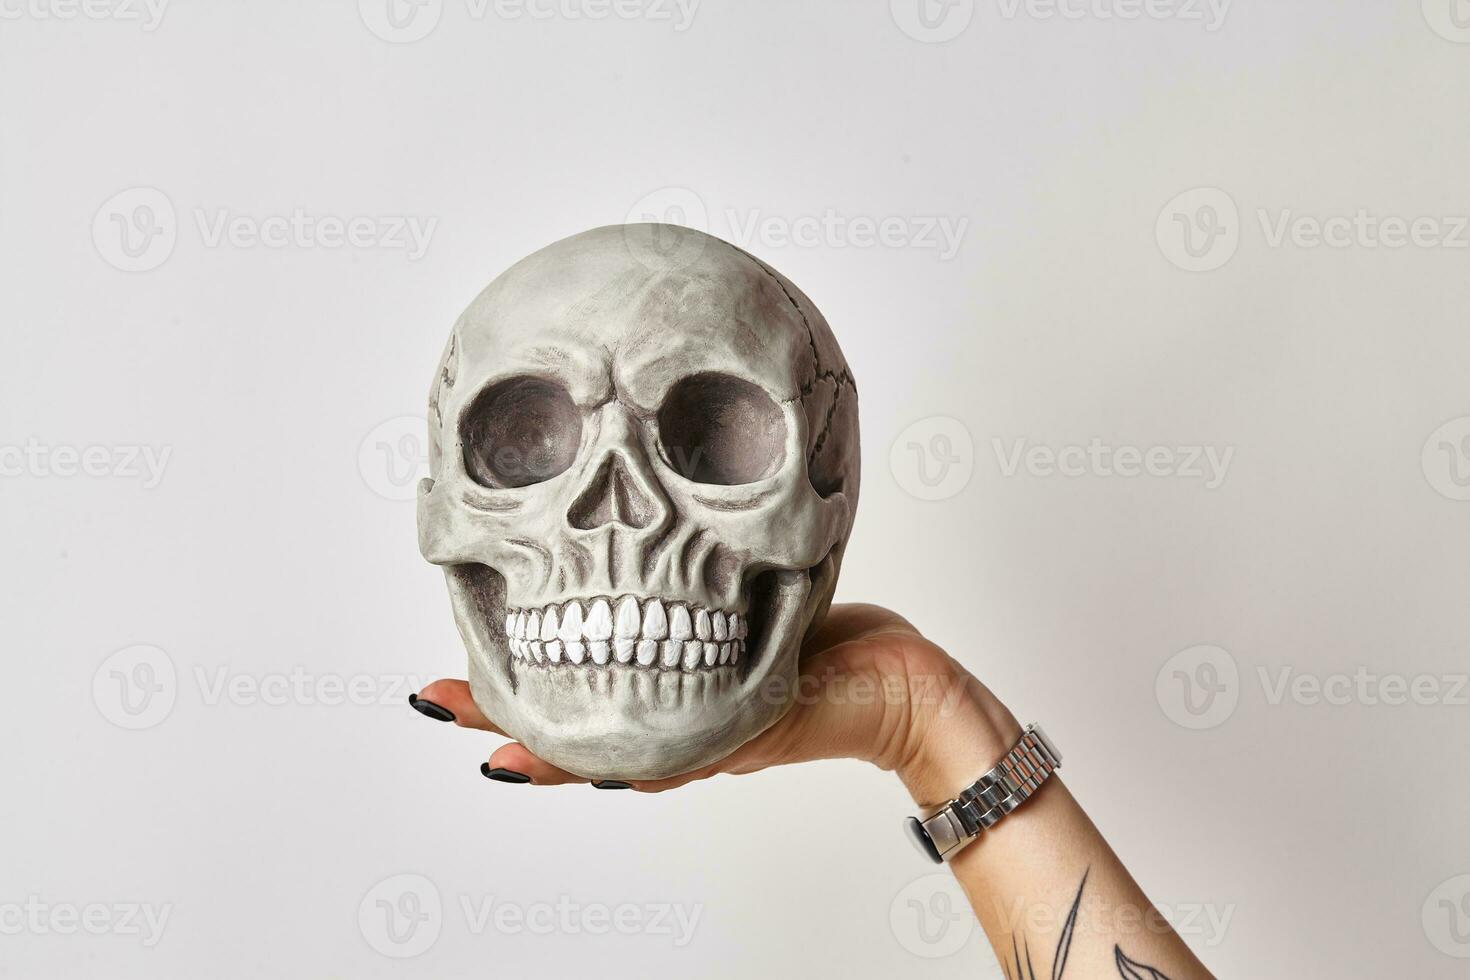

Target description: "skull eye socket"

left=461, top=376, right=582, bottom=489
left=657, top=373, right=787, bottom=486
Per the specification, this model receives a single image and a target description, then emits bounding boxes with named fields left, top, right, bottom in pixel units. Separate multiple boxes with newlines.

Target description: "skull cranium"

left=417, top=224, right=859, bottom=780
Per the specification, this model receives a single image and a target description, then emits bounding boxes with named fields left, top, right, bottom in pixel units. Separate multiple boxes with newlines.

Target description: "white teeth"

left=558, top=601, right=583, bottom=642
left=615, top=595, right=641, bottom=639
left=585, top=599, right=613, bottom=641
left=643, top=599, right=668, bottom=640
left=507, top=597, right=749, bottom=672
left=669, top=605, right=693, bottom=641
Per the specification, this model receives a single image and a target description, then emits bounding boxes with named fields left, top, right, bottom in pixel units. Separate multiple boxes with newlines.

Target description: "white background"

left=4, top=1, right=1470, bottom=977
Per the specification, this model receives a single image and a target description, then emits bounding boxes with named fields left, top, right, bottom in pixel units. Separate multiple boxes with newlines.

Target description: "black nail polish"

left=408, top=693, right=455, bottom=723
left=481, top=764, right=531, bottom=784
left=591, top=780, right=632, bottom=790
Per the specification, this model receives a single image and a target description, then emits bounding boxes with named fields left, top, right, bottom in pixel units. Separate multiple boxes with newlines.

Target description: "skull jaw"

left=452, top=565, right=816, bottom=781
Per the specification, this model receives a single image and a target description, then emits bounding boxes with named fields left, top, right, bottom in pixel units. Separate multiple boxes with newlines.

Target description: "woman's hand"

left=410, top=602, right=1021, bottom=801
left=411, top=602, right=1216, bottom=978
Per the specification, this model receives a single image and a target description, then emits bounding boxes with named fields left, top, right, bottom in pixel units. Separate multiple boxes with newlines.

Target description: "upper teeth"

left=505, top=597, right=747, bottom=670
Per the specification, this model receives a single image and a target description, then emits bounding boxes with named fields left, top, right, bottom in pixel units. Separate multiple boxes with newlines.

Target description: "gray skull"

left=417, top=224, right=859, bottom=780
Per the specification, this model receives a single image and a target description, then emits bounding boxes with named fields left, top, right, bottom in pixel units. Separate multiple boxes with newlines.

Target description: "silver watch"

left=904, top=723, right=1061, bottom=863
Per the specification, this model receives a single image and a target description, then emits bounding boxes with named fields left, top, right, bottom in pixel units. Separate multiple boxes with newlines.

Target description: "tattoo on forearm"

left=1002, top=867, right=1176, bottom=980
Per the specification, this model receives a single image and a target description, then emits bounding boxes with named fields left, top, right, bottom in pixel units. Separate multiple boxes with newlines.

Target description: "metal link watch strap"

left=904, top=724, right=1061, bottom=864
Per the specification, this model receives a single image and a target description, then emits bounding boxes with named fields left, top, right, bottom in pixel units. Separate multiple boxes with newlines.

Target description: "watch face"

left=905, top=816, right=944, bottom=864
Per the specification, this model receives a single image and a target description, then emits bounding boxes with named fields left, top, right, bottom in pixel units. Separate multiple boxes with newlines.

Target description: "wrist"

left=893, top=670, right=1024, bottom=807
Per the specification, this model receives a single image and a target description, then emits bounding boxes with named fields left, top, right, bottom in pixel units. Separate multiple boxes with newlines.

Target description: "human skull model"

left=417, top=224, right=859, bottom=780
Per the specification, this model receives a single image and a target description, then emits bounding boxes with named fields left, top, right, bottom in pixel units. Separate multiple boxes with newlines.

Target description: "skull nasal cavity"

left=568, top=455, right=657, bottom=531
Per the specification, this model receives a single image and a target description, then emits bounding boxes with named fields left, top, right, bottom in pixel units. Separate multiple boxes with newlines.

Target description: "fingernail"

left=408, top=693, right=455, bottom=723
left=591, top=780, right=632, bottom=790
left=481, top=763, right=531, bottom=784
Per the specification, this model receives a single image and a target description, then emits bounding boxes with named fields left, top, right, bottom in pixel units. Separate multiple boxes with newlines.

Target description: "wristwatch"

left=904, top=723, right=1061, bottom=864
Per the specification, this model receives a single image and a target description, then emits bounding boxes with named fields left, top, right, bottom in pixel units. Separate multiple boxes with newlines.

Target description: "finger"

left=483, top=743, right=590, bottom=787
left=410, top=679, right=505, bottom=735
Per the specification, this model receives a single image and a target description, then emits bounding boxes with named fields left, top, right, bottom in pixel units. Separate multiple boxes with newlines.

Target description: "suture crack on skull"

left=418, top=224, right=860, bottom=780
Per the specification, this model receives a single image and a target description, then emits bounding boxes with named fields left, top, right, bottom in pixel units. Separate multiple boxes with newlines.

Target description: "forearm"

left=894, top=680, right=1215, bottom=979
